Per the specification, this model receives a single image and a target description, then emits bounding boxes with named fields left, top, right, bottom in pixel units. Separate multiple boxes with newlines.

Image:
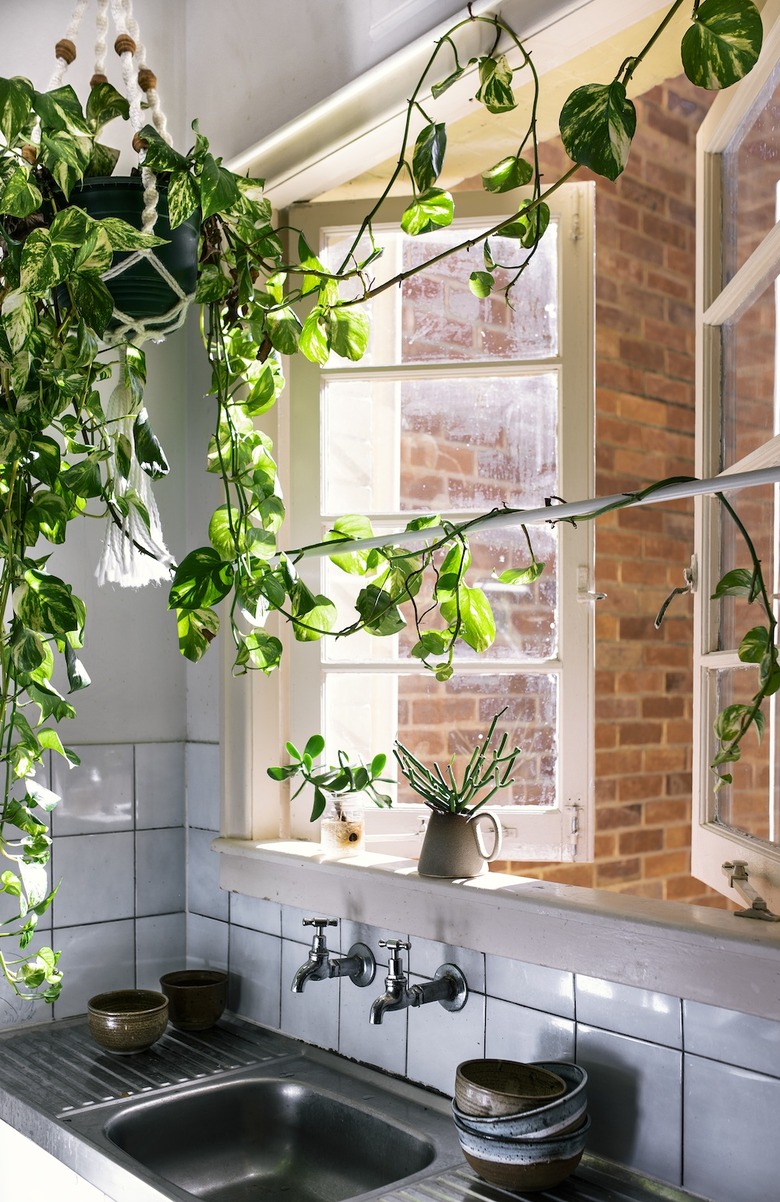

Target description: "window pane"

left=321, top=223, right=559, bottom=364
left=322, top=373, right=558, bottom=514
left=713, top=485, right=778, bottom=651
left=321, top=523, right=558, bottom=663
left=721, top=288, right=778, bottom=472
left=324, top=671, right=558, bottom=808
left=710, top=667, right=778, bottom=844
left=722, top=61, right=780, bottom=282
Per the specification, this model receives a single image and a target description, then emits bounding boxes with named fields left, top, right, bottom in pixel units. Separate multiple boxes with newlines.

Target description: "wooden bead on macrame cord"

left=114, top=34, right=137, bottom=56
left=55, top=39, right=77, bottom=65
left=90, top=73, right=109, bottom=87
left=132, top=132, right=148, bottom=154
left=137, top=68, right=157, bottom=92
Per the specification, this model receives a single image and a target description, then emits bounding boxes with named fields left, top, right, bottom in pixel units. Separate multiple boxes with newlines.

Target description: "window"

left=692, top=0, right=780, bottom=910
left=281, top=187, right=595, bottom=862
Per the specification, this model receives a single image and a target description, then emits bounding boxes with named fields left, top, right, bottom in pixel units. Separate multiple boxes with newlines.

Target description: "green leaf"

left=26, top=681, right=76, bottom=723
left=326, top=307, right=370, bottom=362
left=468, top=271, right=494, bottom=298
left=32, top=85, right=89, bottom=134
left=0, top=75, right=33, bottom=144
left=64, top=642, right=90, bottom=692
left=356, top=585, right=406, bottom=637
left=299, top=308, right=330, bottom=365
left=2, top=290, right=36, bottom=353
left=441, top=583, right=496, bottom=652
left=20, top=228, right=77, bottom=293
left=431, top=66, right=465, bottom=100
left=167, top=170, right=199, bottom=229
left=738, top=625, right=771, bottom=664
left=475, top=55, right=516, bottom=114
left=290, top=580, right=337, bottom=642
left=61, top=454, right=103, bottom=498
left=411, top=630, right=451, bottom=658
left=28, top=490, right=70, bottom=544
left=244, top=363, right=277, bottom=415
left=496, top=562, right=545, bottom=585
left=712, top=567, right=756, bottom=599
left=482, top=155, right=534, bottom=194
left=16, top=570, right=80, bottom=637
left=73, top=225, right=114, bottom=274
left=10, top=624, right=45, bottom=674
left=0, top=412, right=28, bottom=460
left=559, top=81, right=636, bottom=181
left=304, top=734, right=326, bottom=760
left=195, top=263, right=232, bottom=303
left=69, top=272, right=114, bottom=335
left=133, top=408, right=170, bottom=479
left=412, top=122, right=447, bottom=192
left=86, top=81, right=129, bottom=131
left=208, top=505, right=241, bottom=559
left=401, top=188, right=454, bottom=236
left=169, top=547, right=234, bottom=610
left=235, top=630, right=283, bottom=674
left=715, top=702, right=754, bottom=742
left=326, top=514, right=375, bottom=574
left=0, top=166, right=42, bottom=218
left=200, top=153, right=240, bottom=221
left=176, top=607, right=220, bottom=663
left=262, top=305, right=300, bottom=355
left=96, top=216, right=167, bottom=251
left=28, top=436, right=63, bottom=488
left=86, top=141, right=120, bottom=178
left=136, top=124, right=190, bottom=173
left=681, top=0, right=763, bottom=90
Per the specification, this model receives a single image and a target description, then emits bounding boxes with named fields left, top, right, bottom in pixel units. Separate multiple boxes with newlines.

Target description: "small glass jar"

left=320, top=799, right=365, bottom=856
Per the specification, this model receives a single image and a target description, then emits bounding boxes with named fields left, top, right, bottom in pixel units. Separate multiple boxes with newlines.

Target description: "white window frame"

left=270, top=187, right=595, bottom=863
left=692, top=0, right=780, bottom=910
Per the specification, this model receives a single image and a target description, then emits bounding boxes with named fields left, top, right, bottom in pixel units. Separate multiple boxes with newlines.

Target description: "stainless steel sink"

left=65, top=1049, right=463, bottom=1202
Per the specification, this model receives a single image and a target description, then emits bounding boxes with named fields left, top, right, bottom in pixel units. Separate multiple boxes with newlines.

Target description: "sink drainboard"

left=0, top=1017, right=290, bottom=1114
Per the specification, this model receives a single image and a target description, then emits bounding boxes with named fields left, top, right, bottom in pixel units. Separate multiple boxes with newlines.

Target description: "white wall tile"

left=229, top=925, right=281, bottom=1028
left=486, top=954, right=575, bottom=1018
left=578, top=1024, right=682, bottom=1185
left=186, top=912, right=228, bottom=972
left=485, top=996, right=575, bottom=1063
left=280, top=940, right=340, bottom=1048
left=52, top=832, right=135, bottom=927
left=136, top=826, right=185, bottom=915
left=187, top=827, right=228, bottom=920
left=683, top=1000, right=780, bottom=1077
left=684, top=1053, right=780, bottom=1202
left=230, top=893, right=282, bottom=935
left=576, top=974, right=682, bottom=1048
left=135, top=741, right=185, bottom=828
left=186, top=742, right=220, bottom=830
left=52, top=919, right=135, bottom=1018
left=137, top=912, right=186, bottom=990
left=406, top=979, right=485, bottom=1095
left=51, top=744, right=134, bottom=835
left=338, top=970, right=407, bottom=1074
left=409, top=935, right=485, bottom=993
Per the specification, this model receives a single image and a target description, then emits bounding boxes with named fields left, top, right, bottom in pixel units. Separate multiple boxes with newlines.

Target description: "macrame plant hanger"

left=47, top=0, right=194, bottom=587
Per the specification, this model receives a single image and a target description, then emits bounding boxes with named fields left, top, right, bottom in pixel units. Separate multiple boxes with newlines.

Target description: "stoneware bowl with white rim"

left=452, top=1061, right=588, bottom=1140
left=454, top=1058, right=566, bottom=1117
left=455, top=1112, right=591, bottom=1192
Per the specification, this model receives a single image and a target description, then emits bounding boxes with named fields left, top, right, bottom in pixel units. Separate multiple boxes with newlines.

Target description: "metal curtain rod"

left=283, top=465, right=780, bottom=562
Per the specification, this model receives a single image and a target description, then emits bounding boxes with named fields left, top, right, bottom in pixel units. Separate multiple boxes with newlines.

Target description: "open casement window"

left=282, top=187, right=595, bottom=862
left=692, top=0, right=780, bottom=912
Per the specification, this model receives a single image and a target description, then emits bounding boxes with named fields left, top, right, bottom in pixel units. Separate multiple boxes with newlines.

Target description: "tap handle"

left=379, top=939, right=411, bottom=977
left=302, top=918, right=336, bottom=950
left=303, top=918, right=337, bottom=931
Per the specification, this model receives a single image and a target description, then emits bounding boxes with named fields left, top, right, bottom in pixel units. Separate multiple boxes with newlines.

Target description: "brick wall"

left=499, top=77, right=737, bottom=905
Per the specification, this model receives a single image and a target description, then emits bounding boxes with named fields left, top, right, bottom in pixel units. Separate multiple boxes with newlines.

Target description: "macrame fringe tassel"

left=96, top=354, right=174, bottom=588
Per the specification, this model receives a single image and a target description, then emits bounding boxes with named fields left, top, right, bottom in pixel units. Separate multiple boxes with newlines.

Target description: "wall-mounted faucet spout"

left=369, top=939, right=468, bottom=1024
left=291, top=918, right=376, bottom=993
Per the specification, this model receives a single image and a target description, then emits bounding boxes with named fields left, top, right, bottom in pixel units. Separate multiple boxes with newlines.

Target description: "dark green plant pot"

left=70, top=175, right=199, bottom=333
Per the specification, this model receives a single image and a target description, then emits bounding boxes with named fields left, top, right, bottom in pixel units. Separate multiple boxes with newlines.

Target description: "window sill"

left=215, top=837, right=780, bottom=1021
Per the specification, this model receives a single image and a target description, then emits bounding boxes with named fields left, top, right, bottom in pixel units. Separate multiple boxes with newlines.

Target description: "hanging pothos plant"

left=0, top=0, right=771, bottom=1001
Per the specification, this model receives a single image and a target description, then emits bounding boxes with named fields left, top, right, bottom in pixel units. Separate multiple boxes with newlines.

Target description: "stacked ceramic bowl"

left=452, top=1058, right=590, bottom=1193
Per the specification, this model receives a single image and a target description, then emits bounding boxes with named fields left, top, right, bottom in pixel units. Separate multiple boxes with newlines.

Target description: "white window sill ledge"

left=215, top=837, right=780, bottom=1021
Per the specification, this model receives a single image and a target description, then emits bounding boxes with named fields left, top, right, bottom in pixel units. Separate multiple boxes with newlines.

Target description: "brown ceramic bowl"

left=159, top=969, right=228, bottom=1031
left=87, top=989, right=168, bottom=1054
left=455, top=1059, right=566, bottom=1117
left=456, top=1113, right=591, bottom=1192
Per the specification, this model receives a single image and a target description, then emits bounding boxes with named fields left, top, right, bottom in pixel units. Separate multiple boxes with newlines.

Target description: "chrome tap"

left=369, top=939, right=468, bottom=1024
left=291, top=918, right=376, bottom=993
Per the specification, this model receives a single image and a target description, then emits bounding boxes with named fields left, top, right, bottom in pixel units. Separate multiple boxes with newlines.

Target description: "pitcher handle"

left=472, top=810, right=503, bottom=862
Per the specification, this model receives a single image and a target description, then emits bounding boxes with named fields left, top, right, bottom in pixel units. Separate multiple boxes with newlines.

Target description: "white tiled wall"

left=182, top=740, right=780, bottom=1202
left=2, top=737, right=779, bottom=1202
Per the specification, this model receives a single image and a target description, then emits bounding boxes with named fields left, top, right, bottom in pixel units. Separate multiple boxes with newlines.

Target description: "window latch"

left=722, top=860, right=780, bottom=921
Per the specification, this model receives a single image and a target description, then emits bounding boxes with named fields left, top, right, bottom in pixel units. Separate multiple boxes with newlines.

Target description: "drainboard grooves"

left=381, top=1165, right=680, bottom=1202
left=0, top=1018, right=294, bottom=1116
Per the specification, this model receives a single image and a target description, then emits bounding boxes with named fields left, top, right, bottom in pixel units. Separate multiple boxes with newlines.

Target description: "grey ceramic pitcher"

left=417, top=809, right=503, bottom=879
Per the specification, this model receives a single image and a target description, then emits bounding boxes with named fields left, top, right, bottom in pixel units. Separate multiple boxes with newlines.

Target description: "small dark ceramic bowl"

left=456, top=1113, right=591, bottom=1192
left=452, top=1061, right=588, bottom=1140
left=87, top=989, right=168, bottom=1054
left=159, top=969, right=228, bottom=1031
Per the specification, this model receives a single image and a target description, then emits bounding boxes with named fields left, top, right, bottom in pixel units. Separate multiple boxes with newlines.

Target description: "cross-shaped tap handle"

left=303, top=918, right=337, bottom=930
left=379, top=939, right=410, bottom=951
